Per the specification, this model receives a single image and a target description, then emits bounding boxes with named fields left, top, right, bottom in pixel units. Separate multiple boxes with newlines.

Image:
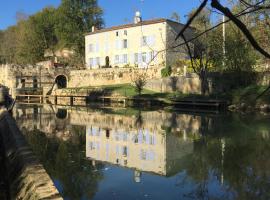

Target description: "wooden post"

left=70, top=96, right=73, bottom=106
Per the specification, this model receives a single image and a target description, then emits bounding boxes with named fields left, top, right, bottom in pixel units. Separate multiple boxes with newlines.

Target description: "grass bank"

left=63, top=83, right=270, bottom=111
left=230, top=85, right=270, bottom=104
left=227, top=85, right=270, bottom=112
left=64, top=83, right=228, bottom=102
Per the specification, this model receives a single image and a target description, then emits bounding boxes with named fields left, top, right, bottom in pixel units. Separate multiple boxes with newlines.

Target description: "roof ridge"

left=85, top=18, right=184, bottom=36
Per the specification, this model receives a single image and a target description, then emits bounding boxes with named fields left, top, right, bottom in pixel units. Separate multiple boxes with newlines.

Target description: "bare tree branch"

left=211, top=0, right=270, bottom=58
left=181, top=33, right=197, bottom=73
left=175, top=0, right=208, bottom=40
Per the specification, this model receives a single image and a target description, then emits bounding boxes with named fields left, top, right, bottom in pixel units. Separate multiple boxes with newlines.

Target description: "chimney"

left=91, top=26, right=97, bottom=32
left=134, top=11, right=142, bottom=24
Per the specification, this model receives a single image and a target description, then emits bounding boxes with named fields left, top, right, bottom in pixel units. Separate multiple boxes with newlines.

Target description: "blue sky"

left=0, top=0, right=206, bottom=30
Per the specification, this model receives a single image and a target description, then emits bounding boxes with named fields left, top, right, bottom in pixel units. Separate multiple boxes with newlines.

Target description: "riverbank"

left=17, top=83, right=270, bottom=113
left=227, top=85, right=270, bottom=112
left=54, top=84, right=227, bottom=109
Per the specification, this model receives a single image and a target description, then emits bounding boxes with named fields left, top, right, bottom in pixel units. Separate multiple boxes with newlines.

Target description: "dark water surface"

left=14, top=104, right=270, bottom=200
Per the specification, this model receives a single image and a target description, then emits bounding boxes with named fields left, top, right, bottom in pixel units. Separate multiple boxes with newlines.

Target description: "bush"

left=161, top=66, right=172, bottom=77
left=134, top=77, right=147, bottom=95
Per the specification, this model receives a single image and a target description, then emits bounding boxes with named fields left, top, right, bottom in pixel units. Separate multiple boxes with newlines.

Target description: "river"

left=14, top=104, right=270, bottom=200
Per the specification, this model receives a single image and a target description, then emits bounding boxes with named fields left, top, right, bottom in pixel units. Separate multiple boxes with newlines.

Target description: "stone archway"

left=56, top=108, right=68, bottom=119
left=55, top=75, right=67, bottom=89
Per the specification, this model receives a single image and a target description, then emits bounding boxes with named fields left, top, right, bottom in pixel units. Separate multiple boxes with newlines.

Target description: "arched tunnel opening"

left=55, top=75, right=67, bottom=89
left=56, top=108, right=68, bottom=119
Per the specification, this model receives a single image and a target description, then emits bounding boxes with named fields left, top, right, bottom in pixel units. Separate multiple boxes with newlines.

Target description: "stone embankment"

left=0, top=109, right=62, bottom=200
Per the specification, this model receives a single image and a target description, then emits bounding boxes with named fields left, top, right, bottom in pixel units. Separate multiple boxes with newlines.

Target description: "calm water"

left=14, top=104, right=270, bottom=200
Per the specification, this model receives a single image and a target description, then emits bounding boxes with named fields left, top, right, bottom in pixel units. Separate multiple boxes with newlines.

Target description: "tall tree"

left=184, top=8, right=214, bottom=94
left=0, top=26, right=18, bottom=64
left=55, top=0, right=103, bottom=65
left=15, top=7, right=58, bottom=64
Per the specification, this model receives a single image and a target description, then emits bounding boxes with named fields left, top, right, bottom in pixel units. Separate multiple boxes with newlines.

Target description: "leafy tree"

left=161, top=65, right=172, bottom=77
left=224, top=23, right=257, bottom=71
left=0, top=0, right=103, bottom=66
left=184, top=8, right=214, bottom=94
left=55, top=0, right=103, bottom=66
left=15, top=7, right=58, bottom=64
left=0, top=26, right=18, bottom=64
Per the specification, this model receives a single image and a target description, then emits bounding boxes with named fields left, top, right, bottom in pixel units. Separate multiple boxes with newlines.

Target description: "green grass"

left=64, top=84, right=154, bottom=97
left=64, top=83, right=224, bottom=102
left=64, top=83, right=270, bottom=106
left=99, top=84, right=156, bottom=97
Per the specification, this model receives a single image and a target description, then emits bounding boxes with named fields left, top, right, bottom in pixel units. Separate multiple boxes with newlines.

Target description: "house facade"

left=85, top=13, right=194, bottom=69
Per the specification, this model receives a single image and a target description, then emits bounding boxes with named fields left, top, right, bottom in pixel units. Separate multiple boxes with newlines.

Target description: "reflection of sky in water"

left=15, top=105, right=270, bottom=200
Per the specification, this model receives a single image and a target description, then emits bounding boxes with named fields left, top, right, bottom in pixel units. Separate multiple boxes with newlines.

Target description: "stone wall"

left=144, top=71, right=270, bottom=94
left=0, top=64, right=72, bottom=97
left=145, top=74, right=201, bottom=94
left=1, top=64, right=269, bottom=97
left=0, top=110, right=62, bottom=200
left=68, top=67, right=162, bottom=88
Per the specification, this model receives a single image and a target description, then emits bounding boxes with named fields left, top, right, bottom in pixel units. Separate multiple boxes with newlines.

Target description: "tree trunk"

left=200, top=69, right=209, bottom=95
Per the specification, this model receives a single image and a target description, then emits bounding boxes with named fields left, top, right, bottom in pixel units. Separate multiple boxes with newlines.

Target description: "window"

left=96, top=57, right=100, bottom=66
left=116, top=31, right=119, bottom=36
left=124, top=30, right=127, bottom=36
left=106, top=129, right=110, bottom=138
left=95, top=43, right=99, bottom=52
left=140, top=150, right=147, bottom=160
left=123, top=54, right=128, bottom=63
left=134, top=53, right=139, bottom=63
left=21, top=79, right=25, bottom=88
left=141, top=36, right=155, bottom=47
left=89, top=58, right=94, bottom=67
left=150, top=51, right=155, bottom=60
left=142, top=52, right=147, bottom=63
left=88, top=44, right=94, bottom=52
left=115, top=55, right=119, bottom=64
left=123, top=39, right=128, bottom=49
left=141, top=36, right=147, bottom=46
left=122, top=146, right=128, bottom=157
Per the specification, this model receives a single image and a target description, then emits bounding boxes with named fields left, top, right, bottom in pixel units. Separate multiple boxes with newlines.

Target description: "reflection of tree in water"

left=134, top=111, right=143, bottom=128
left=22, top=126, right=104, bottom=200
left=175, top=114, right=270, bottom=200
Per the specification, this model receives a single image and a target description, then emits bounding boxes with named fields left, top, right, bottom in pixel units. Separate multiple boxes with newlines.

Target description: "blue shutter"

left=138, top=53, right=142, bottom=64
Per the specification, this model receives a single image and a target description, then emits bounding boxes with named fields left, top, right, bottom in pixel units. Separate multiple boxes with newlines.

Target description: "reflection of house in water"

left=85, top=111, right=201, bottom=177
left=14, top=105, right=76, bottom=142
left=14, top=104, right=205, bottom=178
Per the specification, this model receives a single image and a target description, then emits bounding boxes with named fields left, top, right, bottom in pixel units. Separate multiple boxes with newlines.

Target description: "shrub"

left=161, top=65, right=172, bottom=77
left=134, top=77, right=147, bottom=95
